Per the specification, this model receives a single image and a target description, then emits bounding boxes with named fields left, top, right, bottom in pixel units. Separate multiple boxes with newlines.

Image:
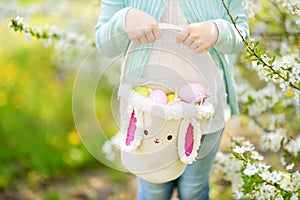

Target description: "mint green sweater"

left=94, top=0, right=249, bottom=115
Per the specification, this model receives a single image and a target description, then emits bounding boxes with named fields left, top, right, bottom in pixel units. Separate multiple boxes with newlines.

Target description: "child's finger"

left=132, top=38, right=141, bottom=45
left=183, top=37, right=193, bottom=46
left=176, top=29, right=189, bottom=43
left=189, top=42, right=199, bottom=50
left=145, top=31, right=156, bottom=43
left=139, top=36, right=148, bottom=44
left=194, top=46, right=204, bottom=54
left=152, top=27, right=162, bottom=40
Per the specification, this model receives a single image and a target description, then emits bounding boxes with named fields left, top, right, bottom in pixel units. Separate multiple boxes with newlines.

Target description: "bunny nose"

left=154, top=138, right=160, bottom=143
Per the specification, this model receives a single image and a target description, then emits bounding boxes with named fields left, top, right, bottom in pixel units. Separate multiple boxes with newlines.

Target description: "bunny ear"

left=120, top=108, right=143, bottom=152
left=185, top=123, right=194, bottom=157
left=126, top=110, right=137, bottom=146
left=178, top=118, right=202, bottom=164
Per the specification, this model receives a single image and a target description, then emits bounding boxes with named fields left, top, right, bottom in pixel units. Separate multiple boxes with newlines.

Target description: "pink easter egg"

left=179, top=83, right=208, bottom=103
left=149, top=89, right=167, bottom=105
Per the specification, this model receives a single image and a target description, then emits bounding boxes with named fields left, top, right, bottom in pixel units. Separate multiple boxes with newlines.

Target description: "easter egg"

left=135, top=86, right=150, bottom=97
left=149, top=89, right=167, bottom=105
left=167, top=93, right=175, bottom=103
left=179, top=83, right=208, bottom=103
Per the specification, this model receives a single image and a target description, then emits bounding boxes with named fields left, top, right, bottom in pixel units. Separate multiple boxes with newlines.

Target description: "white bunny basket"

left=117, top=24, right=227, bottom=184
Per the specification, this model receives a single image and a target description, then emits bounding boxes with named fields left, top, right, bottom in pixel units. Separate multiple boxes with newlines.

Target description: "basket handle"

left=159, top=23, right=183, bottom=32
left=120, top=23, right=183, bottom=84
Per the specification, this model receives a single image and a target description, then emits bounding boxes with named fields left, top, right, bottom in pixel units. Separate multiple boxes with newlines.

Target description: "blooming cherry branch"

left=8, top=16, right=97, bottom=69
left=214, top=137, right=300, bottom=199
left=221, top=0, right=300, bottom=92
left=8, top=16, right=95, bottom=48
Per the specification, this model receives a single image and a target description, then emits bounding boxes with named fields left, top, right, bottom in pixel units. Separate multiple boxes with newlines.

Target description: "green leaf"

left=246, top=95, right=256, bottom=105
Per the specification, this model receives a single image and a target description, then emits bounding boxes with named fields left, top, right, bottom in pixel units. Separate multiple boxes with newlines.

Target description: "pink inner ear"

left=126, top=110, right=137, bottom=146
left=185, top=123, right=194, bottom=156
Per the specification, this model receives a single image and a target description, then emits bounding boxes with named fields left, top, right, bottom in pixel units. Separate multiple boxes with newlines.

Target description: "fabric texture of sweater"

left=94, top=0, right=250, bottom=115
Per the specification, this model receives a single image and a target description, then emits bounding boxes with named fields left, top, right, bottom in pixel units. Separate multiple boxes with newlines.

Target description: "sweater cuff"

left=114, top=7, right=132, bottom=34
left=210, top=19, right=229, bottom=51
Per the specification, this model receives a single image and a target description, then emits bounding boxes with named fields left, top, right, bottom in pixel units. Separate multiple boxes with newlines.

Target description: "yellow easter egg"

left=135, top=86, right=150, bottom=97
left=167, top=93, right=175, bottom=103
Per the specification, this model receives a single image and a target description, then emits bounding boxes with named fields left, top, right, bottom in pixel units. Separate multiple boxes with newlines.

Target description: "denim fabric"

left=137, top=128, right=224, bottom=200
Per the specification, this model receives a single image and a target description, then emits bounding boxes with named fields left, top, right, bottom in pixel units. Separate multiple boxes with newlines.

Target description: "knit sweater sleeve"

left=211, top=0, right=249, bottom=54
left=94, top=0, right=131, bottom=57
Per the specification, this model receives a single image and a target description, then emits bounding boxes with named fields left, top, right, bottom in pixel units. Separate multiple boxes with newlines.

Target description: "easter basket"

left=118, top=24, right=227, bottom=183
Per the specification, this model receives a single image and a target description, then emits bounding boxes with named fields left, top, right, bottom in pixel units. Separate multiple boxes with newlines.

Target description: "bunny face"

left=120, top=104, right=203, bottom=166
left=135, top=106, right=179, bottom=154
left=120, top=106, right=204, bottom=183
left=121, top=109, right=187, bottom=183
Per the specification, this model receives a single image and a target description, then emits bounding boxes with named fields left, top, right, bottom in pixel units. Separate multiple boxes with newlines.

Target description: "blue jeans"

left=137, top=128, right=224, bottom=200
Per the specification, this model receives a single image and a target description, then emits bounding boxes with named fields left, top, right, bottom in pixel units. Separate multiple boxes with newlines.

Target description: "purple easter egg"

left=179, top=83, right=208, bottom=103
left=149, top=89, right=167, bottom=105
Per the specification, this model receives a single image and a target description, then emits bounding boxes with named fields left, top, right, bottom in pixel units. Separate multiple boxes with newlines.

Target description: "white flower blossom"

left=7, top=20, right=13, bottom=29
left=269, top=171, right=282, bottom=183
left=257, top=163, right=271, bottom=172
left=44, top=37, right=52, bottom=47
left=233, top=146, right=246, bottom=154
left=244, top=163, right=259, bottom=176
left=25, top=33, right=32, bottom=42
left=232, top=142, right=255, bottom=154
left=248, top=182, right=277, bottom=200
left=280, top=171, right=300, bottom=192
left=234, top=189, right=245, bottom=200
left=213, top=152, right=243, bottom=197
left=242, top=0, right=261, bottom=18
left=243, top=141, right=255, bottom=151
left=260, top=129, right=287, bottom=152
left=232, top=136, right=246, bottom=143
left=291, top=193, right=299, bottom=200
left=285, top=136, right=300, bottom=156
left=260, top=170, right=282, bottom=183
left=280, top=156, right=287, bottom=167
left=286, top=163, right=295, bottom=170
left=15, top=15, right=23, bottom=24
left=250, top=151, right=264, bottom=161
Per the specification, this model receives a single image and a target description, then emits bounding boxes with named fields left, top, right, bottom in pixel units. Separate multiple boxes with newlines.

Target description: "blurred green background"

left=0, top=0, right=299, bottom=199
left=0, top=0, right=133, bottom=199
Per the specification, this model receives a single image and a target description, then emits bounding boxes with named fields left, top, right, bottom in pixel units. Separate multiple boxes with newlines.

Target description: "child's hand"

left=176, top=22, right=219, bottom=54
left=125, top=8, right=161, bottom=45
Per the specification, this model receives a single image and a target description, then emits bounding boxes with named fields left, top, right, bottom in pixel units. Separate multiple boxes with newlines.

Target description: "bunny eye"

left=167, top=135, right=173, bottom=140
left=144, top=130, right=149, bottom=135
